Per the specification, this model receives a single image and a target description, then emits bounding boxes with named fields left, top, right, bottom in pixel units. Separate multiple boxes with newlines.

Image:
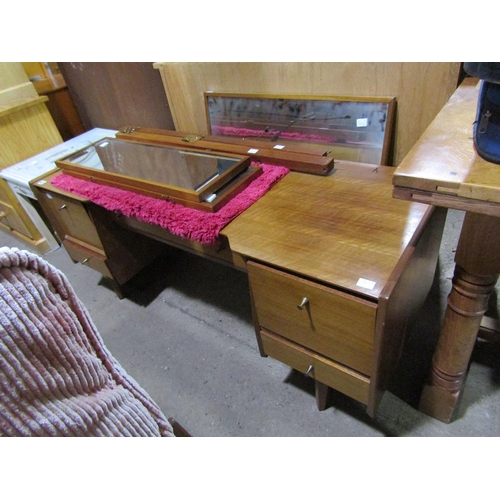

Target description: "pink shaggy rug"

left=51, top=163, right=289, bottom=246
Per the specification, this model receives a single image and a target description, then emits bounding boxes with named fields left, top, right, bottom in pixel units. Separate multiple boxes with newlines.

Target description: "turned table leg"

left=419, top=212, right=500, bottom=422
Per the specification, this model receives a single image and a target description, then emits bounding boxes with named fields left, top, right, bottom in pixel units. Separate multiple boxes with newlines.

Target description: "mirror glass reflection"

left=63, top=138, right=242, bottom=192
left=205, top=94, right=394, bottom=165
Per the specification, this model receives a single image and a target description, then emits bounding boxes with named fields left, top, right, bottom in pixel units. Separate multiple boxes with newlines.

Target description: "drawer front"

left=63, top=237, right=112, bottom=279
left=39, top=191, right=103, bottom=249
left=248, top=261, right=376, bottom=375
left=260, top=329, right=370, bottom=405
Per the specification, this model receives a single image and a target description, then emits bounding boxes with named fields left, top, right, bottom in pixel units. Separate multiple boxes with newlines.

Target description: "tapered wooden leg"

left=315, top=380, right=329, bottom=411
left=110, top=279, right=126, bottom=300
left=419, top=212, right=500, bottom=423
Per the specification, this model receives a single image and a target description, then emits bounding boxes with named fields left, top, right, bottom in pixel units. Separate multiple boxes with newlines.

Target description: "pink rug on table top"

left=51, top=163, right=289, bottom=246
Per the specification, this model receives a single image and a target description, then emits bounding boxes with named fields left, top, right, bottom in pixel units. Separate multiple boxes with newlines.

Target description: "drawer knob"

left=81, top=258, right=89, bottom=264
left=297, top=297, right=309, bottom=310
left=305, top=365, right=314, bottom=377
left=58, top=204, right=67, bottom=211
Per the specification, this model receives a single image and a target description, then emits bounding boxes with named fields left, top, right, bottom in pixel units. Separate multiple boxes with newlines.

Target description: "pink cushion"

left=0, top=247, right=174, bottom=437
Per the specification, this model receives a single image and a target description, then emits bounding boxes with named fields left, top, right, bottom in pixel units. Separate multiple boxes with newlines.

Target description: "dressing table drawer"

left=247, top=261, right=377, bottom=375
left=63, top=236, right=112, bottom=279
left=38, top=190, right=103, bottom=249
left=32, top=171, right=168, bottom=299
left=260, top=329, right=370, bottom=405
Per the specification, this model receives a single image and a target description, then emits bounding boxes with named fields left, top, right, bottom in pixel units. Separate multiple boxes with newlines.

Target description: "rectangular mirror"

left=205, top=92, right=396, bottom=165
left=56, top=137, right=258, bottom=212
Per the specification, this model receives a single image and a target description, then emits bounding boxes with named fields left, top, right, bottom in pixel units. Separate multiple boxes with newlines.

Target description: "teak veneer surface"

left=31, top=156, right=442, bottom=416
left=259, top=330, right=371, bottom=405
left=248, top=261, right=377, bottom=375
left=223, top=161, right=430, bottom=300
left=393, top=78, right=500, bottom=215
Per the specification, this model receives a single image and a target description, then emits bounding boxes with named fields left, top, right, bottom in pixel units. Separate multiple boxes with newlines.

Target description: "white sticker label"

left=273, top=144, right=285, bottom=150
left=356, top=118, right=368, bottom=128
left=37, top=180, right=47, bottom=185
left=356, top=278, right=376, bottom=290
left=247, top=148, right=259, bottom=154
left=45, top=193, right=53, bottom=199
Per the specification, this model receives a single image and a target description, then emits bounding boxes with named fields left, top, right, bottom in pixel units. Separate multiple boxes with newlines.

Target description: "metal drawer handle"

left=58, top=204, right=67, bottom=211
left=81, top=258, right=89, bottom=264
left=0, top=211, right=7, bottom=219
left=305, top=365, right=314, bottom=377
left=297, top=297, right=309, bottom=310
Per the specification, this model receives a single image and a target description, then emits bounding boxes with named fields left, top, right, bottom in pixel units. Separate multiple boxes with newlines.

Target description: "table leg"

left=419, top=212, right=500, bottom=422
left=315, top=380, right=329, bottom=411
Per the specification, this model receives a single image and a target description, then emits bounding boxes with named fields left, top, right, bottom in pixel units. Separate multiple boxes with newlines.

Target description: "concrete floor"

left=2, top=208, right=500, bottom=437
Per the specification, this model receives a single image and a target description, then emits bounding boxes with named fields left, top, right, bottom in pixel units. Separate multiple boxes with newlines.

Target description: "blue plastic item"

left=465, top=62, right=500, bottom=164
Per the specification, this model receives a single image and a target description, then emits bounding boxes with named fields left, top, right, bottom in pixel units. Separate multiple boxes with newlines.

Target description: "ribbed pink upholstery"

left=0, top=247, right=174, bottom=437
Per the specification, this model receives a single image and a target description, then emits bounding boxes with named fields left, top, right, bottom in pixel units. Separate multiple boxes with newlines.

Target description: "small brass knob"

left=0, top=211, right=7, bottom=219
left=81, top=258, right=89, bottom=264
left=58, top=204, right=67, bottom=211
left=297, top=297, right=309, bottom=310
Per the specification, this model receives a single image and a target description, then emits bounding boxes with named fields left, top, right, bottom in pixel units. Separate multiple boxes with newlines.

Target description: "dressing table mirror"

left=204, top=93, right=396, bottom=165
left=55, top=137, right=259, bottom=212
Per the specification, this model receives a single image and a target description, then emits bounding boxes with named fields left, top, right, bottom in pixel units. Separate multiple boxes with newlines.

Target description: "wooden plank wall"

left=154, top=62, right=461, bottom=166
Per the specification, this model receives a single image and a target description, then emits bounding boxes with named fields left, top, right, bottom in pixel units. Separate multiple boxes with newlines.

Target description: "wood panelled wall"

left=154, top=62, right=461, bottom=166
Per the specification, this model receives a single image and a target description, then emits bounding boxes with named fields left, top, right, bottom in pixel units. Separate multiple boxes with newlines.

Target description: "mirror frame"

left=55, top=137, right=258, bottom=212
left=204, top=92, right=396, bottom=166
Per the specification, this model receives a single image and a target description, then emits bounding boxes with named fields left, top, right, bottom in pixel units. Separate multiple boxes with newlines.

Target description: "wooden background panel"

left=0, top=62, right=30, bottom=90
left=155, top=62, right=461, bottom=166
left=0, top=63, right=62, bottom=161
left=59, top=62, right=175, bottom=132
left=0, top=102, right=62, bottom=169
left=0, top=62, right=39, bottom=111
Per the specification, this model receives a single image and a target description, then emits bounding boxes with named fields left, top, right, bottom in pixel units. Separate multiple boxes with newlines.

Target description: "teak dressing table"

left=393, top=78, right=500, bottom=423
left=31, top=132, right=445, bottom=418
